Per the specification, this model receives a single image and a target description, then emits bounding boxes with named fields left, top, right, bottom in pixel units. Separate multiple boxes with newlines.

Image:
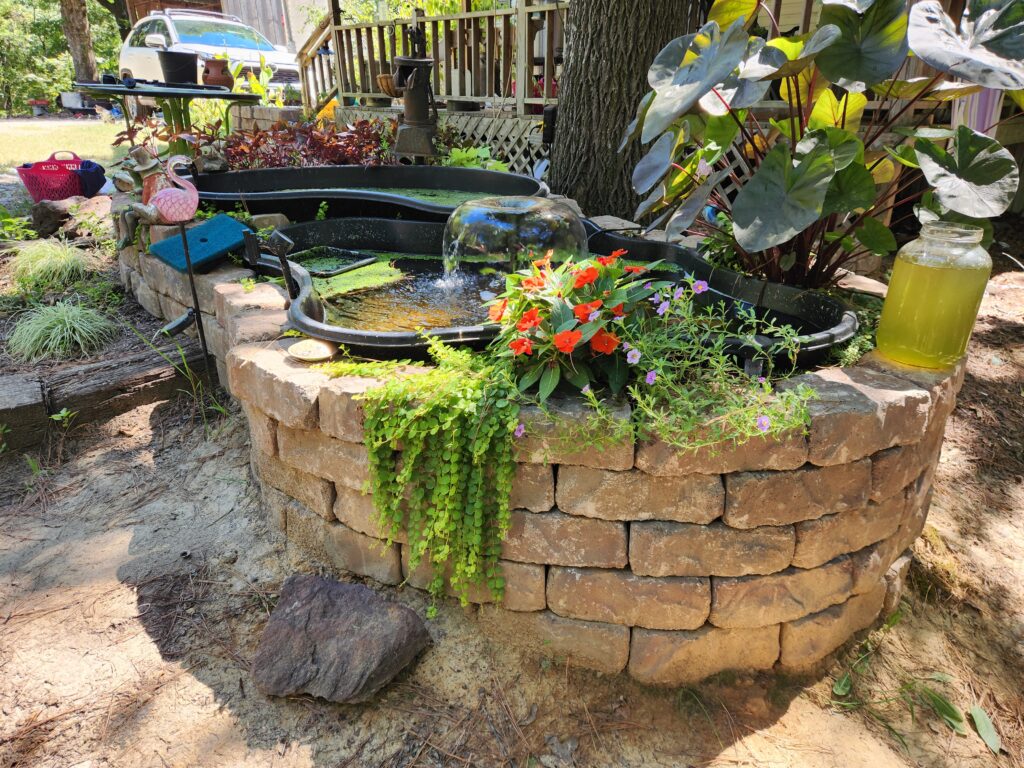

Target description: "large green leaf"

left=855, top=216, right=897, bottom=254
left=732, top=143, right=836, bottom=251
left=874, top=77, right=983, bottom=101
left=969, top=705, right=1003, bottom=755
left=665, top=169, right=729, bottom=237
left=808, top=90, right=868, bottom=132
left=915, top=125, right=1020, bottom=217
left=632, top=130, right=677, bottom=194
left=823, top=162, right=878, bottom=215
left=797, top=127, right=864, bottom=170
left=698, top=38, right=787, bottom=115
left=619, top=90, right=654, bottom=152
left=707, top=0, right=760, bottom=29
left=762, top=26, right=842, bottom=80
left=816, top=0, right=909, bottom=91
left=908, top=0, right=1024, bottom=90
left=642, top=20, right=750, bottom=142
left=822, top=0, right=876, bottom=11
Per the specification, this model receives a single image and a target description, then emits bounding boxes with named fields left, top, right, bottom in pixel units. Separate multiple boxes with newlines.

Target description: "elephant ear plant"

left=623, top=0, right=1024, bottom=288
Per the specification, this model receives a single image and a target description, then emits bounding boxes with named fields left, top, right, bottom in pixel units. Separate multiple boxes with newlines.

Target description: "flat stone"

left=533, top=612, right=630, bottom=674
left=214, top=281, right=289, bottom=318
left=277, top=423, right=370, bottom=492
left=32, top=196, right=87, bottom=237
left=286, top=503, right=402, bottom=584
left=225, top=309, right=289, bottom=346
left=893, top=470, right=934, bottom=553
left=871, top=412, right=946, bottom=502
left=556, top=466, right=722, bottom=523
left=858, top=351, right=965, bottom=421
left=723, top=459, right=871, bottom=528
left=778, top=583, right=885, bottom=669
left=791, top=492, right=906, bottom=569
left=709, top=556, right=854, bottom=628
left=252, top=447, right=335, bottom=520
left=242, top=403, right=277, bottom=457
left=333, top=483, right=391, bottom=540
left=547, top=567, right=709, bottom=629
left=249, top=212, right=291, bottom=230
left=515, top=398, right=634, bottom=470
left=850, top=533, right=903, bottom=595
left=510, top=463, right=555, bottom=513
left=629, top=521, right=794, bottom=577
left=402, top=549, right=545, bottom=612
left=502, top=510, right=627, bottom=568
left=134, top=279, right=163, bottom=318
left=252, top=573, right=428, bottom=703
left=227, top=344, right=330, bottom=429
left=259, top=484, right=292, bottom=532
left=635, top=431, right=808, bottom=475
left=628, top=624, right=780, bottom=685
left=318, top=376, right=381, bottom=443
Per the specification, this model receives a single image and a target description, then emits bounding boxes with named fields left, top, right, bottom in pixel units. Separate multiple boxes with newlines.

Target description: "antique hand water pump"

left=391, top=26, right=437, bottom=159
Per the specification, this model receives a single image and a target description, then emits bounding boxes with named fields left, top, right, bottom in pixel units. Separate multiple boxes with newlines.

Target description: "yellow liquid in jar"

left=876, top=257, right=990, bottom=368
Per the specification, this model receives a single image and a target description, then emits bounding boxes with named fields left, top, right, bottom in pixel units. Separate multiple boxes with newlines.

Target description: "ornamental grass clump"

left=7, top=302, right=117, bottom=362
left=11, top=240, right=91, bottom=293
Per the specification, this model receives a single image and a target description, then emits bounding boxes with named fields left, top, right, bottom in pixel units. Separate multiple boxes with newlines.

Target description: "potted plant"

left=621, top=0, right=1023, bottom=289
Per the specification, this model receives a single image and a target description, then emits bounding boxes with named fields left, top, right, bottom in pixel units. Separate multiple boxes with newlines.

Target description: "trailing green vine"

left=319, top=336, right=519, bottom=616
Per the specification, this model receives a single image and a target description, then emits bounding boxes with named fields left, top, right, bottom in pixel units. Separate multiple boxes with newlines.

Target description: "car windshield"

left=173, top=19, right=275, bottom=51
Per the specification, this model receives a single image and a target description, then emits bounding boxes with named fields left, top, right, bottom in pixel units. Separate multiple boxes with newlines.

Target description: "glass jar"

left=875, top=221, right=991, bottom=369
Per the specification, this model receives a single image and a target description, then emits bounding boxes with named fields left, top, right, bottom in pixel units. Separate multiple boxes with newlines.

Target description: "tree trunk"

left=59, top=0, right=99, bottom=83
left=549, top=0, right=704, bottom=220
left=94, top=0, right=134, bottom=40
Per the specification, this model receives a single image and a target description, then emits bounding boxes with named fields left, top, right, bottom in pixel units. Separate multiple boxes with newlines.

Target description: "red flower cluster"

left=596, top=249, right=628, bottom=267
left=522, top=275, right=547, bottom=292
left=624, top=265, right=646, bottom=274
left=509, top=337, right=533, bottom=356
left=488, top=298, right=508, bottom=322
left=573, top=266, right=599, bottom=289
left=554, top=329, right=582, bottom=353
left=573, top=299, right=603, bottom=323
left=589, top=328, right=620, bottom=355
left=516, top=307, right=543, bottom=331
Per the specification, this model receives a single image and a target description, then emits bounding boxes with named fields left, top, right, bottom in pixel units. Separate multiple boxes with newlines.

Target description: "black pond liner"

left=252, top=217, right=857, bottom=367
left=190, top=165, right=548, bottom=222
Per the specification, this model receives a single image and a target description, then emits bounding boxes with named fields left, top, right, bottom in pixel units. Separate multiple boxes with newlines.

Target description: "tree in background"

left=549, top=0, right=707, bottom=219
left=60, top=0, right=99, bottom=82
left=93, top=0, right=131, bottom=39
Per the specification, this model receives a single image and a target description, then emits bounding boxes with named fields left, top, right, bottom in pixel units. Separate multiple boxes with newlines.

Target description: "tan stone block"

left=779, top=367, right=931, bottom=466
left=319, top=375, right=381, bottom=443
left=629, top=521, right=794, bottom=577
left=636, top=431, right=808, bottom=475
left=119, top=242, right=140, bottom=272
left=277, top=423, right=369, bottom=492
left=259, top=484, right=292, bottom=532
left=882, top=551, right=913, bottom=616
left=214, top=281, right=289, bottom=318
left=502, top=510, right=627, bottom=568
left=249, top=212, right=290, bottom=230
left=118, top=260, right=136, bottom=290
left=402, top=549, right=545, bottom=612
left=779, top=583, right=885, bottom=669
left=547, top=567, right=709, bottom=630
left=241, top=402, right=277, bottom=457
left=226, top=344, right=330, bottom=429
left=510, top=463, right=555, bottom=513
left=871, top=412, right=945, bottom=502
left=858, top=351, right=965, bottom=421
left=893, top=470, right=933, bottom=553
left=138, top=249, right=187, bottom=306
left=792, top=492, right=906, bottom=569
left=333, top=483, right=394, bottom=540
left=193, top=265, right=256, bottom=309
left=628, top=624, right=780, bottom=685
left=534, top=612, right=630, bottom=674
left=723, top=459, right=871, bottom=528
left=224, top=309, right=288, bottom=346
left=251, top=447, right=335, bottom=520
left=134, top=279, right=163, bottom=318
left=286, top=502, right=401, bottom=584
left=709, top=557, right=854, bottom=628
left=203, top=316, right=228, bottom=360
left=514, top=398, right=634, bottom=470
left=556, top=466, right=722, bottom=523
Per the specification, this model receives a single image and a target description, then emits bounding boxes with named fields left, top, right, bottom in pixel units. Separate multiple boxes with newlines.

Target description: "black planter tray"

left=249, top=218, right=857, bottom=366
left=190, top=165, right=549, bottom=221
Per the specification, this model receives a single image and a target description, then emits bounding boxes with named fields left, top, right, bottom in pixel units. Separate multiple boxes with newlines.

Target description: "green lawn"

left=0, top=119, right=128, bottom=173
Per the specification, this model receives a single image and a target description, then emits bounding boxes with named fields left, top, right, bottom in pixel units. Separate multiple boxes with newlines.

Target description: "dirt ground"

left=1, top=273, right=1022, bottom=768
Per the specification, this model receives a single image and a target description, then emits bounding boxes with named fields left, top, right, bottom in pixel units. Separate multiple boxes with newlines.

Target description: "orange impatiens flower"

left=572, top=299, right=603, bottom=323
left=589, top=328, right=620, bottom=355
left=573, top=266, right=599, bottom=289
left=522, top=275, right=547, bottom=292
left=488, top=298, right=508, bottom=323
left=596, top=249, right=628, bottom=267
left=516, top=307, right=543, bottom=331
left=610, top=302, right=625, bottom=317
left=532, top=251, right=552, bottom=269
left=553, top=329, right=583, bottom=354
left=509, top=337, right=533, bottom=356
left=624, top=265, right=646, bottom=274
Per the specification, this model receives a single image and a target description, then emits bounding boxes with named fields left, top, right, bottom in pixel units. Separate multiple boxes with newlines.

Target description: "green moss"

left=313, top=261, right=404, bottom=300
left=360, top=187, right=488, bottom=208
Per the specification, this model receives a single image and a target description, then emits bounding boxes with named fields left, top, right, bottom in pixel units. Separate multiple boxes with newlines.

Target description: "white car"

left=118, top=10, right=300, bottom=92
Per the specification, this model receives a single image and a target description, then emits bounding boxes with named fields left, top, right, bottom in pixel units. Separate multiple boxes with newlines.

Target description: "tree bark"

left=549, top=0, right=705, bottom=220
left=59, top=0, right=99, bottom=83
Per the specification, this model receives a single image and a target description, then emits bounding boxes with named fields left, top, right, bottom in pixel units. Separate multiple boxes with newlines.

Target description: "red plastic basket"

left=17, top=151, right=84, bottom=203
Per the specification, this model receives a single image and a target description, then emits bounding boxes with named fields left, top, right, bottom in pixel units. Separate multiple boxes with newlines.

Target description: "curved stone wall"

left=226, top=342, right=964, bottom=684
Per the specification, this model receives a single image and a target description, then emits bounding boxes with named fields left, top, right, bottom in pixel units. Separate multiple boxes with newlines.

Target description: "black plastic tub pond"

left=253, top=218, right=857, bottom=367
left=192, top=165, right=548, bottom=222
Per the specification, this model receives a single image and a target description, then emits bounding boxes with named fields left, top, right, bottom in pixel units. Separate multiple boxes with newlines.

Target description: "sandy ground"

left=1, top=274, right=1022, bottom=768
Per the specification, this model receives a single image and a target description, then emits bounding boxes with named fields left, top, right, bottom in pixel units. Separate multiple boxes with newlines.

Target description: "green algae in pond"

left=314, top=262, right=404, bottom=300
left=359, top=187, right=488, bottom=208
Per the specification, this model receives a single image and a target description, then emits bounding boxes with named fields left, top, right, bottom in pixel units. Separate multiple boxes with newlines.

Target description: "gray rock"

left=32, top=196, right=87, bottom=237
left=252, top=573, right=429, bottom=703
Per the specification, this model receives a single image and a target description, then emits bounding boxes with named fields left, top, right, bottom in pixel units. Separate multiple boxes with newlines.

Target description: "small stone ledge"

left=227, top=344, right=331, bottom=429
left=628, top=624, right=781, bottom=685
left=778, top=582, right=886, bottom=670
left=629, top=520, right=795, bottom=578
left=402, top=549, right=546, bottom=612
left=277, top=423, right=370, bottom=492
left=515, top=399, right=633, bottom=470
left=555, top=466, right=723, bottom=523
left=502, top=510, right=628, bottom=568
left=635, top=430, right=807, bottom=476
left=286, top=502, right=402, bottom=585
left=532, top=612, right=631, bottom=674
left=791, top=489, right=907, bottom=569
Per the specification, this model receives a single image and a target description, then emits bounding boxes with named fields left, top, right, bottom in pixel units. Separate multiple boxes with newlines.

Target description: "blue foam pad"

left=149, top=214, right=250, bottom=272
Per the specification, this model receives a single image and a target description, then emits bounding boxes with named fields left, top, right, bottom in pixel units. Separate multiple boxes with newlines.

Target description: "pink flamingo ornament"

left=149, top=155, right=199, bottom=224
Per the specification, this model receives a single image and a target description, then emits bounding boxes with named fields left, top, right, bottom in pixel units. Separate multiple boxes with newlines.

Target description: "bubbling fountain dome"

left=442, top=196, right=588, bottom=274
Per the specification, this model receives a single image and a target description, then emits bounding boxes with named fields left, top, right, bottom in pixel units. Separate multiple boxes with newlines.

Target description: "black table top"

left=74, top=81, right=261, bottom=102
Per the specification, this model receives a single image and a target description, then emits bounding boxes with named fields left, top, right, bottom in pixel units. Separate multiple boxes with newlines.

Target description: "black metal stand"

left=178, top=223, right=210, bottom=367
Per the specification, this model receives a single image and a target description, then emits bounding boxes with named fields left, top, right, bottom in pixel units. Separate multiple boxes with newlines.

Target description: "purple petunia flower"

left=588, top=310, right=601, bottom=322
left=581, top=385, right=591, bottom=395
left=692, top=280, right=709, bottom=294
left=645, top=370, right=657, bottom=385
left=627, top=349, right=642, bottom=364
left=673, top=286, right=685, bottom=300
left=756, top=415, right=771, bottom=433
left=622, top=342, right=632, bottom=351
left=514, top=423, right=526, bottom=438
left=757, top=376, right=766, bottom=384
left=656, top=300, right=670, bottom=316
left=644, top=281, right=653, bottom=290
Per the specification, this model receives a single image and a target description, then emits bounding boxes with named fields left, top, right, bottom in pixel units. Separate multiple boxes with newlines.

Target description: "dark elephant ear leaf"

left=815, top=0, right=909, bottom=91
left=914, top=125, right=1020, bottom=217
left=632, top=131, right=677, bottom=194
left=908, top=0, right=1024, bottom=89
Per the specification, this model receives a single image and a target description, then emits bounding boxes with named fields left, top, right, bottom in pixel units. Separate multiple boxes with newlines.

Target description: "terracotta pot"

left=202, top=60, right=234, bottom=89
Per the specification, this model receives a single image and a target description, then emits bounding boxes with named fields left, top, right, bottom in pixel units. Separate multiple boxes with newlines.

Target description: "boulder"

left=30, top=195, right=113, bottom=238
left=251, top=573, right=429, bottom=703
left=32, top=196, right=87, bottom=237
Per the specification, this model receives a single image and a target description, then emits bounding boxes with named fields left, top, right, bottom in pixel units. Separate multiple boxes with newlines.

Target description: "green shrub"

left=7, top=302, right=117, bottom=361
left=11, top=240, right=91, bottom=292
